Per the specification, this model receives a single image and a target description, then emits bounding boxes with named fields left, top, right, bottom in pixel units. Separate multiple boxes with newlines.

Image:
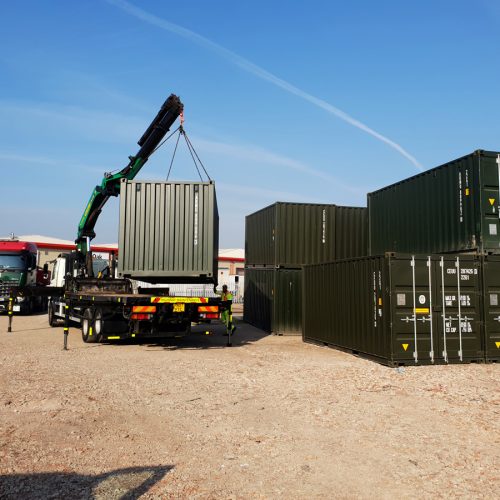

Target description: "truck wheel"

left=82, top=308, right=98, bottom=343
left=93, top=308, right=104, bottom=342
left=48, top=302, right=59, bottom=327
left=22, top=299, right=32, bottom=315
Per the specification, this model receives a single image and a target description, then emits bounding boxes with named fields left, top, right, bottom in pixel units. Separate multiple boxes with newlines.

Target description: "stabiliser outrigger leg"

left=7, top=291, right=14, bottom=333
left=6, top=286, right=64, bottom=334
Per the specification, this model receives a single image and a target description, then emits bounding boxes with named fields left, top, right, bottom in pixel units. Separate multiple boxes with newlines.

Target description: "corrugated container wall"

left=245, top=203, right=367, bottom=267
left=244, top=268, right=302, bottom=335
left=303, top=254, right=484, bottom=366
left=368, top=150, right=500, bottom=255
left=118, top=180, right=219, bottom=284
left=481, top=255, right=500, bottom=361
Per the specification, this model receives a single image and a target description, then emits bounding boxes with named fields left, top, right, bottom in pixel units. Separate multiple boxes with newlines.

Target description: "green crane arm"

left=76, top=94, right=183, bottom=255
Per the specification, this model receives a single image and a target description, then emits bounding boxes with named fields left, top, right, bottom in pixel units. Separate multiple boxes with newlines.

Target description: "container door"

left=481, top=256, right=500, bottom=361
left=274, top=269, right=302, bottom=335
left=243, top=269, right=273, bottom=332
left=390, top=256, right=435, bottom=364
left=478, top=152, right=500, bottom=252
left=434, top=256, right=482, bottom=363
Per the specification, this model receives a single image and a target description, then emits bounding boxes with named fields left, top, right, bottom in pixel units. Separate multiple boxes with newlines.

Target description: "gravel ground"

left=0, top=310, right=498, bottom=499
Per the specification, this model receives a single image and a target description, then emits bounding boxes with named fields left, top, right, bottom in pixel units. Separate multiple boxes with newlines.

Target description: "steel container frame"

left=302, top=254, right=484, bottom=366
left=245, top=202, right=367, bottom=268
left=368, top=150, right=500, bottom=255
left=244, top=267, right=302, bottom=335
left=480, top=255, right=500, bottom=361
left=118, top=180, right=219, bottom=284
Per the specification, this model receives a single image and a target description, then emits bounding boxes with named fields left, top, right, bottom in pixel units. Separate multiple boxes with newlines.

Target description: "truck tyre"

left=48, top=302, right=59, bottom=327
left=82, top=308, right=98, bottom=343
left=93, top=308, right=104, bottom=342
left=22, top=298, right=32, bottom=315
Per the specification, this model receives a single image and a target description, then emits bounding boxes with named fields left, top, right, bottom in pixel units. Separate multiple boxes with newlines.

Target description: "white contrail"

left=105, top=0, right=423, bottom=171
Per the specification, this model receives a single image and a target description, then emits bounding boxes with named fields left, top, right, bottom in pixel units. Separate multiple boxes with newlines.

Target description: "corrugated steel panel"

left=303, top=254, right=483, bottom=366
left=244, top=268, right=302, bottom=335
left=244, top=204, right=276, bottom=267
left=243, top=268, right=273, bottom=332
left=245, top=202, right=367, bottom=267
left=368, top=150, right=500, bottom=255
left=335, top=206, right=368, bottom=260
left=481, top=255, right=500, bottom=361
left=118, top=180, right=218, bottom=283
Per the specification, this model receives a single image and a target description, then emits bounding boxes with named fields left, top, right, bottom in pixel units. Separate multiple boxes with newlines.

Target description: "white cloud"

left=191, top=136, right=367, bottom=196
left=0, top=100, right=144, bottom=144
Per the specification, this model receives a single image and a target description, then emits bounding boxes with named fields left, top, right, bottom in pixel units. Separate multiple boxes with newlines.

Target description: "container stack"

left=302, top=149, right=500, bottom=365
left=244, top=202, right=367, bottom=335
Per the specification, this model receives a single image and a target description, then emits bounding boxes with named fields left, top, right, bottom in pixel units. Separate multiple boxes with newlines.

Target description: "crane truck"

left=10, top=93, right=228, bottom=342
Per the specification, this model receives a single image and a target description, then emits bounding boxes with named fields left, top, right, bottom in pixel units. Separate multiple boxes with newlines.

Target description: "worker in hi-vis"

left=217, top=284, right=236, bottom=335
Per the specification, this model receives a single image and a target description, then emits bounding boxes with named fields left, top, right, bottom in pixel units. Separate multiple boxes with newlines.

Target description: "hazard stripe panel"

left=151, top=297, right=209, bottom=303
left=132, top=306, right=157, bottom=313
left=198, top=306, right=219, bottom=312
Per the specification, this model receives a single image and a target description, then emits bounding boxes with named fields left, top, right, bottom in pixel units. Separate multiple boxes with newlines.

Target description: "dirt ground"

left=0, top=310, right=498, bottom=499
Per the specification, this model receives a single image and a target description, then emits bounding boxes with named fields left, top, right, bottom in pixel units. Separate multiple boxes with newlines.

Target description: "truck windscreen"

left=0, top=254, right=28, bottom=270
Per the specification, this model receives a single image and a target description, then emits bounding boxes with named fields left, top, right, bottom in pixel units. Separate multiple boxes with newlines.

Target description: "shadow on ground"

left=0, top=465, right=173, bottom=499
left=135, top=318, right=270, bottom=351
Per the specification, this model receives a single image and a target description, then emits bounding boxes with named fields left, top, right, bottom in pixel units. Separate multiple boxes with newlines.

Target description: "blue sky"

left=1, top=0, right=499, bottom=247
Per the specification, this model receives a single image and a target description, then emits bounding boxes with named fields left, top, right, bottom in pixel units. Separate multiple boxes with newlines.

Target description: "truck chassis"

left=49, top=292, right=225, bottom=342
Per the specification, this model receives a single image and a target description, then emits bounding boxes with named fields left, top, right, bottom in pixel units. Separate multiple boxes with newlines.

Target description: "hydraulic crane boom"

left=75, top=94, right=183, bottom=264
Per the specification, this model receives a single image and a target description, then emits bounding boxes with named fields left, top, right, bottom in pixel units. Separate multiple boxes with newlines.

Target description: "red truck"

left=0, top=239, right=50, bottom=314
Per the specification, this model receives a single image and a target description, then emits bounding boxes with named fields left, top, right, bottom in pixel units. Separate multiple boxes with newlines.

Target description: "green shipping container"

left=245, top=202, right=367, bottom=268
left=481, top=255, right=500, bottom=361
left=118, top=180, right=219, bottom=284
left=244, top=268, right=302, bottom=335
left=303, top=254, right=484, bottom=366
left=368, top=150, right=500, bottom=255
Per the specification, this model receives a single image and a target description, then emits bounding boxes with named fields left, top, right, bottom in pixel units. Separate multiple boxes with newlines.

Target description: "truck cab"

left=0, top=240, right=50, bottom=313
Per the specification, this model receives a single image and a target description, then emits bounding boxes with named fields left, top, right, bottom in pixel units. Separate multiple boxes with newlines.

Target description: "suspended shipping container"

left=245, top=202, right=367, bottom=268
left=244, top=268, right=302, bottom=335
left=368, top=150, right=500, bottom=255
left=480, top=255, right=500, bottom=362
left=302, top=254, right=484, bottom=366
left=118, top=180, right=219, bottom=284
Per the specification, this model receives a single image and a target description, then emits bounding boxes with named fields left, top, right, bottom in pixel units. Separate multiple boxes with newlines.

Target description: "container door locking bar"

left=456, top=257, right=463, bottom=362
left=427, top=256, right=434, bottom=363
left=497, top=154, right=500, bottom=219
left=440, top=257, right=449, bottom=363
left=411, top=256, right=418, bottom=363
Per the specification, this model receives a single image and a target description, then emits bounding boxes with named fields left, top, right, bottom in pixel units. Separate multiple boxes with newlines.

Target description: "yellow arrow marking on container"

left=402, top=343, right=409, bottom=351
left=489, top=198, right=495, bottom=206
left=496, top=341, right=500, bottom=349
